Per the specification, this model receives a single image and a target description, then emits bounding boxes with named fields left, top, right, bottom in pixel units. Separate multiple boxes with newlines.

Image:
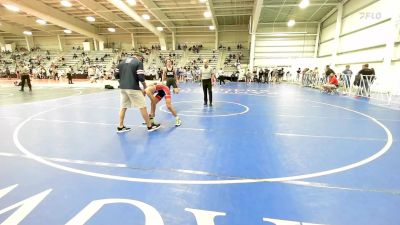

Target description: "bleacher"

left=185, top=50, right=219, bottom=69
left=1, top=47, right=248, bottom=80
left=0, top=50, right=60, bottom=77
left=222, top=49, right=249, bottom=73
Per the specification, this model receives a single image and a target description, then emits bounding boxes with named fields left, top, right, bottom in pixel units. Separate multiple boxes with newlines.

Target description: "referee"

left=116, top=51, right=160, bottom=133
left=200, top=59, right=216, bottom=106
left=19, top=64, right=32, bottom=92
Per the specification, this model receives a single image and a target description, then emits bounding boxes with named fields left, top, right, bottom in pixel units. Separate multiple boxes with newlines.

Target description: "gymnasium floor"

left=0, top=82, right=399, bottom=225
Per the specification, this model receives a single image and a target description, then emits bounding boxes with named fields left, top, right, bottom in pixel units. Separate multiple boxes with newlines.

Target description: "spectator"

left=245, top=69, right=252, bottom=84
left=296, top=68, right=301, bottom=81
left=217, top=68, right=225, bottom=85
left=357, top=64, right=375, bottom=97
left=342, top=65, right=353, bottom=88
left=325, top=65, right=335, bottom=82
left=322, top=73, right=339, bottom=93
left=5, top=67, right=11, bottom=79
left=258, top=68, right=264, bottom=83
left=66, top=66, right=74, bottom=84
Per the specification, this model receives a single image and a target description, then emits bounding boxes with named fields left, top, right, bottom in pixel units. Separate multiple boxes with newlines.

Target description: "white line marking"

left=177, top=128, right=205, bottom=131
left=0, top=152, right=128, bottom=168
left=277, top=114, right=400, bottom=122
left=275, top=133, right=389, bottom=142
left=33, top=118, right=120, bottom=127
left=33, top=118, right=205, bottom=131
left=160, top=100, right=250, bottom=118
left=282, top=180, right=400, bottom=195
left=175, top=169, right=214, bottom=176
left=2, top=151, right=399, bottom=193
left=0, top=152, right=19, bottom=157
left=12, top=98, right=394, bottom=184
left=0, top=151, right=216, bottom=176
left=0, top=90, right=84, bottom=106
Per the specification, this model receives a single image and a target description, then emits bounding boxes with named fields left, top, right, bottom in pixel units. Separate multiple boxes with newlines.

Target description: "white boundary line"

left=275, top=133, right=391, bottom=142
left=277, top=114, right=400, bottom=122
left=3, top=151, right=400, bottom=194
left=159, top=100, right=250, bottom=117
left=0, top=89, right=84, bottom=106
left=32, top=118, right=205, bottom=131
left=12, top=98, right=394, bottom=185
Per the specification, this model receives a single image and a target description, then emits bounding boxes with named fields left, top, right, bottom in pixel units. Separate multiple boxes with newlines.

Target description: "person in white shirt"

left=217, top=68, right=225, bottom=85
left=66, top=66, right=74, bottom=84
left=200, top=59, right=216, bottom=106
left=186, top=69, right=193, bottom=82
left=88, top=66, right=96, bottom=83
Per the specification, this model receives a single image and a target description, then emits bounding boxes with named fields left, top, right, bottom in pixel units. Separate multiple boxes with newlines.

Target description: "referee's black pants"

left=20, top=75, right=32, bottom=91
left=202, top=79, right=212, bottom=104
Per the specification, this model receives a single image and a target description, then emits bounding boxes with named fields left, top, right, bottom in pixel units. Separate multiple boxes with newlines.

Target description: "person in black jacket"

left=115, top=52, right=160, bottom=133
left=324, top=65, right=335, bottom=82
left=357, top=64, right=375, bottom=97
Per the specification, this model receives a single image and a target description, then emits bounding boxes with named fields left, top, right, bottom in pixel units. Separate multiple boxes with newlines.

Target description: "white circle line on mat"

left=159, top=100, right=250, bottom=117
left=13, top=98, right=393, bottom=185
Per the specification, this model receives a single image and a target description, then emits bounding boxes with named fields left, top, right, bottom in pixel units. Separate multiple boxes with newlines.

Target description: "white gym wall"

left=319, top=0, right=399, bottom=91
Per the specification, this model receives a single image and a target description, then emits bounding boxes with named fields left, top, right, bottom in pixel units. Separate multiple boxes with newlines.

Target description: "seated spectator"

left=324, top=65, right=335, bottom=82
left=356, top=64, right=375, bottom=97
left=322, top=73, right=339, bottom=93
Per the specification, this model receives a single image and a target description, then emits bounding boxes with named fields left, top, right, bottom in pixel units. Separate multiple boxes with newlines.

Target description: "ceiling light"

left=209, top=25, right=215, bottom=30
left=299, top=0, right=310, bottom=9
left=3, top=4, right=20, bottom=12
left=36, top=19, right=47, bottom=25
left=108, top=27, right=116, bottom=32
left=64, top=29, right=72, bottom=34
left=199, top=0, right=207, bottom=3
left=157, top=27, right=163, bottom=31
left=204, top=11, right=211, bottom=18
left=60, top=0, right=72, bottom=7
left=86, top=16, right=95, bottom=22
left=142, top=14, right=150, bottom=20
left=287, top=19, right=296, bottom=27
left=23, top=31, right=32, bottom=36
left=126, top=0, right=137, bottom=6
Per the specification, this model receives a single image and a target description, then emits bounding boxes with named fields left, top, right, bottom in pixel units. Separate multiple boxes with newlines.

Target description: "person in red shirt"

left=322, top=73, right=339, bottom=93
left=145, top=83, right=182, bottom=127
